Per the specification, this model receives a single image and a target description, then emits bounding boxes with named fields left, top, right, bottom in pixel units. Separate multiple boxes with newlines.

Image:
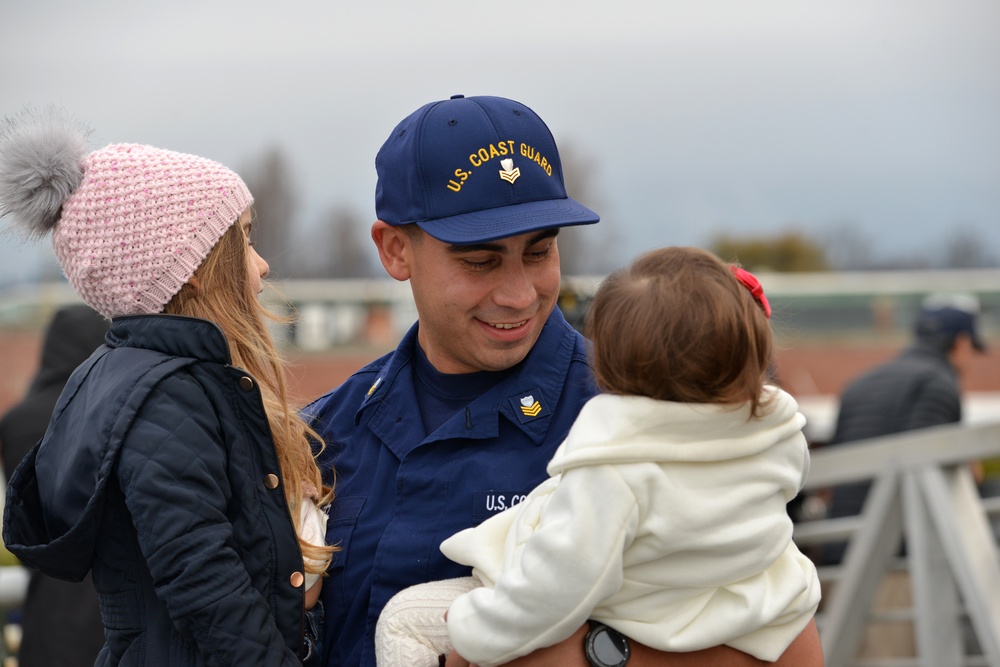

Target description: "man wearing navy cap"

left=307, top=95, right=822, bottom=667
left=819, top=293, right=987, bottom=657
left=824, top=293, right=988, bottom=556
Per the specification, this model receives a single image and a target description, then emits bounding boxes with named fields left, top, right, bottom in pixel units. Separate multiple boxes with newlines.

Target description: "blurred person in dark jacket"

left=822, top=293, right=986, bottom=564
left=0, top=303, right=108, bottom=667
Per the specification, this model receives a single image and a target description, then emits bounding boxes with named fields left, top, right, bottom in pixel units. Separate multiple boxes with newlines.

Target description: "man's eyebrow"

left=446, top=228, right=560, bottom=254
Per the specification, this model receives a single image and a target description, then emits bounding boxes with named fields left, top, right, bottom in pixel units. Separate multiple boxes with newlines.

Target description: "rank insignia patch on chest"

left=507, top=388, right=549, bottom=424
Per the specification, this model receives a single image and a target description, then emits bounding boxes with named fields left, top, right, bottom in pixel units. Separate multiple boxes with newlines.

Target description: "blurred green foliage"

left=710, top=232, right=831, bottom=273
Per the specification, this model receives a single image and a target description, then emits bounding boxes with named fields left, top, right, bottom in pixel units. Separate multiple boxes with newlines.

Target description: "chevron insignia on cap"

left=499, top=158, right=520, bottom=184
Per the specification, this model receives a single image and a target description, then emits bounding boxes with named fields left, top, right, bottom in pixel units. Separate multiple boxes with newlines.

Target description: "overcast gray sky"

left=2, top=0, right=998, bottom=284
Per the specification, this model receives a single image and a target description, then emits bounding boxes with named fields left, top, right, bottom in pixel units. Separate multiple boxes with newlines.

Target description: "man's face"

left=406, top=228, right=562, bottom=374
left=949, top=332, right=979, bottom=379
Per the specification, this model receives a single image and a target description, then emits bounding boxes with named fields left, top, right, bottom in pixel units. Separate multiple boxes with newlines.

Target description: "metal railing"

left=796, top=421, right=1000, bottom=667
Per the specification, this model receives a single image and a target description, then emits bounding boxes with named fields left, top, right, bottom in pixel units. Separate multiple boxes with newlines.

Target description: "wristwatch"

left=584, top=622, right=631, bottom=667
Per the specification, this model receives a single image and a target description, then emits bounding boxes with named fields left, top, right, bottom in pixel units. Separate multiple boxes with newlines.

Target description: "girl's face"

left=242, top=215, right=269, bottom=295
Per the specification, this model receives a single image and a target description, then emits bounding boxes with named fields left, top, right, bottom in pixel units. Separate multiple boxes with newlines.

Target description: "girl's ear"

left=371, top=220, right=412, bottom=282
left=187, top=276, right=200, bottom=289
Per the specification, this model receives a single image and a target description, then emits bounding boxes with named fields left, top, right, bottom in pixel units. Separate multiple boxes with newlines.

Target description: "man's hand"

left=444, top=618, right=823, bottom=667
left=443, top=624, right=588, bottom=667
left=629, top=618, right=823, bottom=666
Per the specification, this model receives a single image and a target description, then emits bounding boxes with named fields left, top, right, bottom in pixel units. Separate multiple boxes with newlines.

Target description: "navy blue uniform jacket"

left=3, top=315, right=306, bottom=666
left=305, top=308, right=598, bottom=667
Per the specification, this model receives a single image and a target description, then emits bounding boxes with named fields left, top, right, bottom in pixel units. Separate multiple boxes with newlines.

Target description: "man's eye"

left=462, top=258, right=493, bottom=269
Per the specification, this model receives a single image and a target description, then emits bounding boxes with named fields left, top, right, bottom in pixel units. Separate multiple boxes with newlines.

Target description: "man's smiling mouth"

left=489, top=320, right=527, bottom=330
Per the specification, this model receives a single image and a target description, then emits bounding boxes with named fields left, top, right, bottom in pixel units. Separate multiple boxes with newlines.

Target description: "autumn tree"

left=820, top=222, right=876, bottom=271
left=241, top=147, right=298, bottom=278
left=556, top=142, right=619, bottom=276
left=943, top=224, right=998, bottom=268
left=298, top=205, right=376, bottom=278
left=709, top=231, right=830, bottom=272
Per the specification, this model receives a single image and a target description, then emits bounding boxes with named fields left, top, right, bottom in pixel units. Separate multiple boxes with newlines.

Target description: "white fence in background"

left=2, top=269, right=999, bottom=351
left=797, top=421, right=1000, bottom=667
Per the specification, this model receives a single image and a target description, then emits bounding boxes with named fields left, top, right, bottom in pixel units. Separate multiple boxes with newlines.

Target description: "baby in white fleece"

left=375, top=246, right=821, bottom=667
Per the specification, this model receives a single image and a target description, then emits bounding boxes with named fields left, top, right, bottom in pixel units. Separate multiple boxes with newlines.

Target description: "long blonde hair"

left=165, top=210, right=336, bottom=575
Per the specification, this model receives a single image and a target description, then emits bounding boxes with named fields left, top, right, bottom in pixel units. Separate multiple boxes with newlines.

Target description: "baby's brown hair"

left=585, top=246, right=774, bottom=416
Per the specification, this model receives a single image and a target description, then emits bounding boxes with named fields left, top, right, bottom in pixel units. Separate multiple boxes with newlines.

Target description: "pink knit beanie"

left=0, top=109, right=253, bottom=319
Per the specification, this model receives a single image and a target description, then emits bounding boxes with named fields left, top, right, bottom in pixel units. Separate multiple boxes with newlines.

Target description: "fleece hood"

left=547, top=386, right=807, bottom=475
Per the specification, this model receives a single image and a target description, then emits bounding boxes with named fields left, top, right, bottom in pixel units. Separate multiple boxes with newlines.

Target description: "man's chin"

left=478, top=337, right=540, bottom=372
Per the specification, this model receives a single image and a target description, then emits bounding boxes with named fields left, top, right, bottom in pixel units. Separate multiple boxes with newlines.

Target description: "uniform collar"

left=107, top=314, right=232, bottom=364
left=357, top=308, right=582, bottom=459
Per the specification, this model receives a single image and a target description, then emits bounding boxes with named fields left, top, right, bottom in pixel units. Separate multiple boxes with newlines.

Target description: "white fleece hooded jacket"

left=441, top=387, right=821, bottom=666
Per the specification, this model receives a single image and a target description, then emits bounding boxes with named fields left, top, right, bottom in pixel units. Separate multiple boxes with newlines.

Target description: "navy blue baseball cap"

left=374, top=95, right=599, bottom=244
left=915, top=294, right=987, bottom=352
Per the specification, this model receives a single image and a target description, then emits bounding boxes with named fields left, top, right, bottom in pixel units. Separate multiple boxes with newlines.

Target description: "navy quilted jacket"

left=3, top=314, right=306, bottom=666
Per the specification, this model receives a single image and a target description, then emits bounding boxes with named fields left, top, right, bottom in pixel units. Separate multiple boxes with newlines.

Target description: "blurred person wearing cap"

left=816, top=293, right=987, bottom=657
left=305, top=95, right=822, bottom=667
left=823, top=292, right=987, bottom=546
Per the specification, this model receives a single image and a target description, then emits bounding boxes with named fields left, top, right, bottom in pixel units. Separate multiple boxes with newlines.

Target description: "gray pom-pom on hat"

left=0, top=107, right=253, bottom=319
left=0, top=106, right=91, bottom=237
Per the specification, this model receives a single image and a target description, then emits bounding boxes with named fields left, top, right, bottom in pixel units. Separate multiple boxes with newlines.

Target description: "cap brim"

left=415, top=197, right=599, bottom=245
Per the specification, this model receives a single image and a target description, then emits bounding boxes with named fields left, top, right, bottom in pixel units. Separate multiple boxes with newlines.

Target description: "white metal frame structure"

left=796, top=421, right=1000, bottom=667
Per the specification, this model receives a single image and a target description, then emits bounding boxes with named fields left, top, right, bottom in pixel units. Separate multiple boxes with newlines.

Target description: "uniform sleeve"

left=116, top=374, right=299, bottom=667
left=445, top=465, right=639, bottom=667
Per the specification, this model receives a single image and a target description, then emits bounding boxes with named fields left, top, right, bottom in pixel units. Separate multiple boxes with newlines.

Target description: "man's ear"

left=372, top=220, right=412, bottom=282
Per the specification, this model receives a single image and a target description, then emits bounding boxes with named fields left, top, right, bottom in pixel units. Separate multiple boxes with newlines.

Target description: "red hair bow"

left=729, top=266, right=771, bottom=319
